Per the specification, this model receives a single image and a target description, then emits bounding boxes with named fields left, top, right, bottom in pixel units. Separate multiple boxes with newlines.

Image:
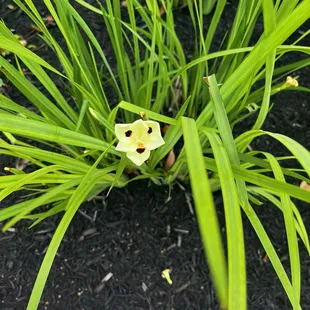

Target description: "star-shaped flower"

left=115, top=119, right=165, bottom=166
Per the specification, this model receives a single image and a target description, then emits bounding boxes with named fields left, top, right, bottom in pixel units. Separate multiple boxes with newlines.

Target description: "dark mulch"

left=0, top=1, right=310, bottom=309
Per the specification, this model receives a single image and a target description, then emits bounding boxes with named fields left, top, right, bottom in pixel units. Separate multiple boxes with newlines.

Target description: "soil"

left=0, top=1, right=310, bottom=310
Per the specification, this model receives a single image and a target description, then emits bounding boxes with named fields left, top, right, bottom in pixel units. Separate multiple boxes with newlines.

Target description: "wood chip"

left=166, top=225, right=171, bottom=235
left=101, top=272, right=113, bottom=282
left=141, top=282, right=148, bottom=292
left=177, top=235, right=182, bottom=247
left=81, top=228, right=97, bottom=237
left=174, top=228, right=189, bottom=234
left=175, top=281, right=191, bottom=293
left=185, top=192, right=194, bottom=214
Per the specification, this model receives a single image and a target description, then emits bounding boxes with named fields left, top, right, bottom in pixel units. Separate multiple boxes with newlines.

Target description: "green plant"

left=0, top=0, right=309, bottom=309
left=170, top=0, right=217, bottom=14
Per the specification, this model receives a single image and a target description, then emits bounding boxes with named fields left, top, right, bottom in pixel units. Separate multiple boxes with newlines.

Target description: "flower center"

left=136, top=148, right=145, bottom=154
left=136, top=143, right=145, bottom=154
left=148, top=127, right=152, bottom=134
left=125, top=130, right=132, bottom=137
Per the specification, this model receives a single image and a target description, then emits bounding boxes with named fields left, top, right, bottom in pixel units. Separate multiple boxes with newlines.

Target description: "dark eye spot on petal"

left=136, top=148, right=145, bottom=154
left=148, top=127, right=152, bottom=134
left=125, top=130, right=132, bottom=137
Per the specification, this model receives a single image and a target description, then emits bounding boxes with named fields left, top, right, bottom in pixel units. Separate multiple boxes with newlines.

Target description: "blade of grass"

left=0, top=94, right=45, bottom=122
left=0, top=196, right=66, bottom=222
left=149, top=96, right=191, bottom=169
left=118, top=101, right=177, bottom=125
left=252, top=0, right=276, bottom=130
left=203, top=157, right=310, bottom=202
left=182, top=117, right=228, bottom=308
left=238, top=152, right=310, bottom=183
left=242, top=203, right=300, bottom=309
left=264, top=152, right=300, bottom=307
left=0, top=143, right=91, bottom=174
left=0, top=112, right=118, bottom=155
left=196, top=1, right=310, bottom=127
left=107, top=152, right=127, bottom=196
left=2, top=176, right=82, bottom=231
left=0, top=34, right=63, bottom=75
left=235, top=130, right=310, bottom=178
left=248, top=186, right=310, bottom=255
left=207, top=75, right=248, bottom=310
left=26, top=153, right=110, bottom=310
left=88, top=108, right=115, bottom=135
left=0, top=165, right=61, bottom=202
left=203, top=130, right=246, bottom=310
left=0, top=56, right=75, bottom=130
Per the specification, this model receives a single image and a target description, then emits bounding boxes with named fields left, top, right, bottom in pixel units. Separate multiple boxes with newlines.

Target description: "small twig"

left=78, top=209, right=94, bottom=223
left=185, top=192, right=194, bottom=214
left=174, top=228, right=189, bottom=234
left=177, top=235, right=182, bottom=247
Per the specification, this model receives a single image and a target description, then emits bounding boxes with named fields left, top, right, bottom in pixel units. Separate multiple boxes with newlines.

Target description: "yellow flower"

left=115, top=119, right=165, bottom=166
left=285, top=76, right=299, bottom=88
left=161, top=269, right=173, bottom=285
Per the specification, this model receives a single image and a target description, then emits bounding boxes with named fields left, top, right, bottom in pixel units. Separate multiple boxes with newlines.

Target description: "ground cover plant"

left=0, top=0, right=310, bottom=309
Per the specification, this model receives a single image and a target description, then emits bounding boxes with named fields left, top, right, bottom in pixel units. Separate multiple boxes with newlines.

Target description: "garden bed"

left=0, top=1, right=309, bottom=309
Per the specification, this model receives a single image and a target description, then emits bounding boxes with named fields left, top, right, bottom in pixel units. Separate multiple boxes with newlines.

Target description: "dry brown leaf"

left=164, top=148, right=175, bottom=170
left=16, top=158, right=29, bottom=171
left=162, top=124, right=170, bottom=134
left=125, top=168, right=140, bottom=176
left=44, top=15, right=54, bottom=23
left=31, top=25, right=42, bottom=32
left=300, top=181, right=310, bottom=192
left=19, top=39, right=27, bottom=47
left=159, top=5, right=166, bottom=16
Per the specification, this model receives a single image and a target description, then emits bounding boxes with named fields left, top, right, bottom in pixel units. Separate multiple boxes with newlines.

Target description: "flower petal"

left=126, top=148, right=151, bottom=166
left=145, top=138, right=165, bottom=150
left=115, top=139, right=136, bottom=152
left=115, top=123, right=132, bottom=140
left=130, top=119, right=149, bottom=140
left=144, top=120, right=165, bottom=150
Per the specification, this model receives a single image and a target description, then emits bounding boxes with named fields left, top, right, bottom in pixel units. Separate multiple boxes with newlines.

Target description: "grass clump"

left=0, top=0, right=309, bottom=309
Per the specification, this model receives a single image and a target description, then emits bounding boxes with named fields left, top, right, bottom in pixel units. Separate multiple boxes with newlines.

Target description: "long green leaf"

left=118, top=101, right=177, bottom=125
left=26, top=153, right=109, bottom=310
left=182, top=117, right=228, bottom=308
left=0, top=165, right=61, bottom=202
left=2, top=176, right=83, bottom=231
left=204, top=130, right=246, bottom=309
left=0, top=113, right=118, bottom=155
left=242, top=203, right=300, bottom=309
left=264, top=152, right=300, bottom=307
left=203, top=157, right=310, bottom=203
left=248, top=186, right=310, bottom=255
